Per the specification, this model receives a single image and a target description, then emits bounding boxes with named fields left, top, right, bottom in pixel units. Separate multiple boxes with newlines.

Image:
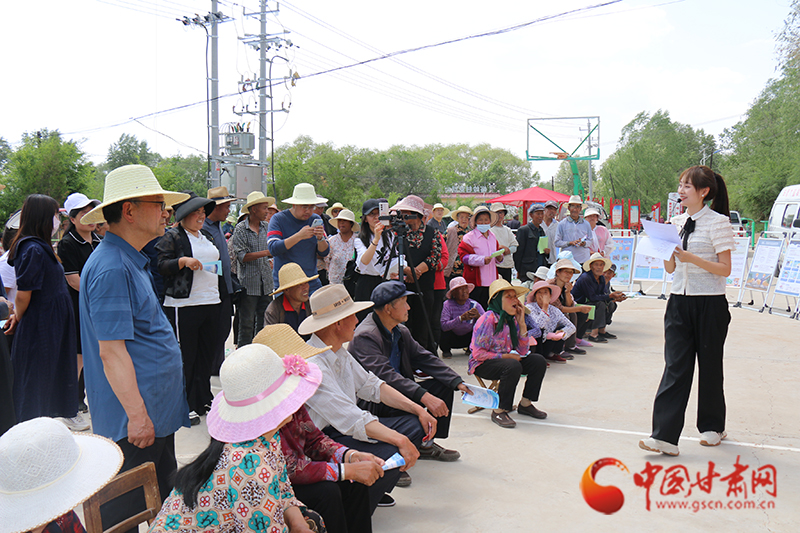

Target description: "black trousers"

left=535, top=338, right=565, bottom=357
left=497, top=267, right=512, bottom=283
left=212, top=294, right=233, bottom=376
left=439, top=330, right=472, bottom=352
left=606, top=300, right=617, bottom=326
left=359, top=379, right=454, bottom=440
left=576, top=301, right=608, bottom=337
left=470, top=286, right=490, bottom=313
left=474, top=354, right=547, bottom=412
left=354, top=275, right=384, bottom=323
left=431, top=288, right=446, bottom=348
left=166, top=303, right=222, bottom=414
left=565, top=312, right=578, bottom=349
left=651, top=294, right=730, bottom=445
left=101, top=434, right=176, bottom=531
left=324, top=414, right=424, bottom=514
left=0, top=331, right=15, bottom=436
left=237, top=293, right=271, bottom=346
left=406, top=286, right=436, bottom=352
left=292, top=480, right=372, bottom=533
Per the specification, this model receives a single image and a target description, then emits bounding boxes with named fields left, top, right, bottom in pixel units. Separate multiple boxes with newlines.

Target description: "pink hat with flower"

left=206, top=343, right=324, bottom=442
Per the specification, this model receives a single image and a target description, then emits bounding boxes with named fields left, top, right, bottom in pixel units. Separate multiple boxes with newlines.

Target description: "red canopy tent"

left=491, top=186, right=571, bottom=224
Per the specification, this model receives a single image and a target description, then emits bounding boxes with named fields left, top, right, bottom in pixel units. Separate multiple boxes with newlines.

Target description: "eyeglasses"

left=134, top=200, right=167, bottom=211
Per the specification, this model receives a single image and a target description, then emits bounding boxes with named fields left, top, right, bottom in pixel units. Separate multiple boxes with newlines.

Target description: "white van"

left=767, top=184, right=800, bottom=237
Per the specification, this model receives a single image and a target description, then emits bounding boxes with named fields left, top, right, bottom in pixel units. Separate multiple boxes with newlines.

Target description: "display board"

left=726, top=237, right=751, bottom=288
left=744, top=238, right=783, bottom=292
left=632, top=249, right=666, bottom=281
left=609, top=236, right=635, bottom=286
left=775, top=240, right=800, bottom=296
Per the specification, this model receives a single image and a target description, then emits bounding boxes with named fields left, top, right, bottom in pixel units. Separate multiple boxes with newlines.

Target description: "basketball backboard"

left=526, top=116, right=600, bottom=162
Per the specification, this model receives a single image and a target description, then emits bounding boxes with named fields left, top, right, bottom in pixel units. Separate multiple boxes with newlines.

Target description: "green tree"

left=597, top=110, right=715, bottom=209
left=0, top=137, right=11, bottom=174
left=152, top=155, right=208, bottom=196
left=106, top=133, right=161, bottom=169
left=551, top=160, right=597, bottom=196
left=0, top=129, right=95, bottom=220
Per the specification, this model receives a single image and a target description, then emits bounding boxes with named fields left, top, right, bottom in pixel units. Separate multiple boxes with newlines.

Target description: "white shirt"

left=0, top=251, right=17, bottom=302
left=542, top=219, right=559, bottom=264
left=354, top=233, right=398, bottom=278
left=490, top=224, right=519, bottom=269
left=669, top=206, right=735, bottom=296
left=305, top=334, right=384, bottom=442
left=164, top=232, right=220, bottom=308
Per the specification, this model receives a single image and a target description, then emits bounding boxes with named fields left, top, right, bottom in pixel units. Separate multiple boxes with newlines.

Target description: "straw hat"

left=173, top=192, right=216, bottom=222
left=206, top=344, right=322, bottom=442
left=533, top=266, right=552, bottom=280
left=330, top=209, right=360, bottom=232
left=81, top=165, right=189, bottom=225
left=446, top=276, right=474, bottom=299
left=489, top=202, right=508, bottom=214
left=253, top=324, right=331, bottom=360
left=326, top=202, right=345, bottom=217
left=553, top=258, right=581, bottom=275
left=0, top=417, right=124, bottom=533
left=530, top=280, right=561, bottom=301
left=392, top=195, right=425, bottom=216
left=432, top=203, right=451, bottom=216
left=271, top=263, right=319, bottom=296
left=470, top=205, right=498, bottom=228
left=450, top=205, right=473, bottom=218
left=283, top=183, right=326, bottom=205
left=243, top=191, right=276, bottom=212
left=207, top=186, right=235, bottom=205
left=64, top=192, right=99, bottom=216
left=583, top=252, right=613, bottom=272
left=567, top=195, right=585, bottom=207
left=298, top=284, right=374, bottom=335
left=488, top=278, right=529, bottom=303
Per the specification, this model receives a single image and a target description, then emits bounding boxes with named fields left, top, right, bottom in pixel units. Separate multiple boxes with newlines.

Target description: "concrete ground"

left=132, top=290, right=799, bottom=532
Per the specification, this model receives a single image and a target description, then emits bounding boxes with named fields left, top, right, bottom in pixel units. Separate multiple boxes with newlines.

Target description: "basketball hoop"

left=551, top=152, right=570, bottom=160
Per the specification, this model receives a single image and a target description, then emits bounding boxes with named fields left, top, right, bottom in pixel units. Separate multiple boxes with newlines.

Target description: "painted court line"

left=452, top=413, right=800, bottom=453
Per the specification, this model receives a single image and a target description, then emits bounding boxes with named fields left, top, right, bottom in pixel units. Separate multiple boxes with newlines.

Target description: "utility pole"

left=586, top=118, right=594, bottom=201
left=258, top=0, right=268, bottom=174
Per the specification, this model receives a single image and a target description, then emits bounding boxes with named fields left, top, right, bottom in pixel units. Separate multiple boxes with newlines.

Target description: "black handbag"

left=342, top=250, right=359, bottom=297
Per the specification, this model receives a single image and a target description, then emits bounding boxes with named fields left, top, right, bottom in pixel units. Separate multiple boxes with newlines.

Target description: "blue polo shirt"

left=80, top=232, right=190, bottom=442
left=267, top=209, right=328, bottom=295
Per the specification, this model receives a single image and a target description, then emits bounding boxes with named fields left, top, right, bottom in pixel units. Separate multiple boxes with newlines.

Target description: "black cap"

left=371, top=281, right=414, bottom=308
left=173, top=192, right=216, bottom=222
left=362, top=199, right=380, bottom=217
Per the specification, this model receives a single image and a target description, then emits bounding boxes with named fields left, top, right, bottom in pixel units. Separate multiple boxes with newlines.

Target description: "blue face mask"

left=476, top=223, right=491, bottom=233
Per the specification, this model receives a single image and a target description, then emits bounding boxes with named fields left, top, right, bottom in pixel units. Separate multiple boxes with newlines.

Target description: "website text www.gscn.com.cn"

left=654, top=498, right=776, bottom=513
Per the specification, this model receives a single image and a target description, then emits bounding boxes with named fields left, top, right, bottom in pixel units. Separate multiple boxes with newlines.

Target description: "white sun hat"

left=298, top=284, right=374, bottom=335
left=81, top=165, right=189, bottom=225
left=0, top=417, right=123, bottom=533
left=283, top=183, right=327, bottom=205
left=330, top=209, right=360, bottom=232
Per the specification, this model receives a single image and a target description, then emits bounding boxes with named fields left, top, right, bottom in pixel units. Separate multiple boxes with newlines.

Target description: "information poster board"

left=744, top=238, right=783, bottom=292
left=726, top=237, right=751, bottom=288
left=609, top=236, right=635, bottom=286
left=611, top=203, right=624, bottom=228
left=633, top=247, right=666, bottom=281
left=775, top=240, right=800, bottom=296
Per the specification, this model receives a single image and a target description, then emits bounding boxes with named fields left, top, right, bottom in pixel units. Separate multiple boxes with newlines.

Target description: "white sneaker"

left=699, top=431, right=727, bottom=446
left=639, top=437, right=679, bottom=456
left=61, top=413, right=90, bottom=432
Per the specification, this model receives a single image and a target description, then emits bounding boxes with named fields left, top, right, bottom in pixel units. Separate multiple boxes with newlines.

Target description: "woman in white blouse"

left=353, top=199, right=396, bottom=319
left=640, top=166, right=735, bottom=457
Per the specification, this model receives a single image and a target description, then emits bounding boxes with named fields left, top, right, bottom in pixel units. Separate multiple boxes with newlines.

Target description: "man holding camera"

left=267, top=183, right=329, bottom=297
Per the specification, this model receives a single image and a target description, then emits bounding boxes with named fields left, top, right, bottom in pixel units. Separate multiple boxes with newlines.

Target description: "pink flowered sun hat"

left=206, top=343, right=324, bottom=443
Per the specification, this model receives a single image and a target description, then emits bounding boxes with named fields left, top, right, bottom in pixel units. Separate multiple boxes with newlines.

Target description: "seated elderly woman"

left=469, top=279, right=548, bottom=429
left=547, top=258, right=593, bottom=358
left=525, top=280, right=578, bottom=365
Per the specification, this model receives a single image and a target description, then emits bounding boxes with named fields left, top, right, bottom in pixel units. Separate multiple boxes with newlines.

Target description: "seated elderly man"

left=571, top=252, right=627, bottom=343
left=350, top=280, right=471, bottom=462
left=602, top=263, right=627, bottom=326
left=297, top=284, right=437, bottom=511
left=264, top=262, right=315, bottom=336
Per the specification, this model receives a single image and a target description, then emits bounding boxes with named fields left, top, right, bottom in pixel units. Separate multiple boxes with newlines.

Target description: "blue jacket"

left=571, top=270, right=610, bottom=304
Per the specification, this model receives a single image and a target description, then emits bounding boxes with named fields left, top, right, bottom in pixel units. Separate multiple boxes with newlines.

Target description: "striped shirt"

left=670, top=206, right=735, bottom=296
left=230, top=219, right=273, bottom=296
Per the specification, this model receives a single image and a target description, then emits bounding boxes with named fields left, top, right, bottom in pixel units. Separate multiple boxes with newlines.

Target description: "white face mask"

left=476, top=223, right=491, bottom=233
left=51, top=215, right=60, bottom=236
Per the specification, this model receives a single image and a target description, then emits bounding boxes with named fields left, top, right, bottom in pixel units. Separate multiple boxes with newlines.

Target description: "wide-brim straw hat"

left=583, top=252, right=613, bottom=272
left=283, top=183, right=326, bottom=205
left=0, top=417, right=123, bottom=533
left=446, top=276, right=475, bottom=299
left=298, top=284, right=373, bottom=335
left=244, top=191, right=276, bottom=211
left=567, top=195, right=585, bottom=207
left=391, top=195, right=425, bottom=216
left=81, top=165, right=189, bottom=225
left=174, top=193, right=216, bottom=222
left=488, top=278, right=529, bottom=303
left=330, top=209, right=360, bottom=232
left=326, top=202, right=345, bottom=217
left=206, top=344, right=322, bottom=443
left=450, top=205, right=473, bottom=218
left=530, top=280, right=561, bottom=301
left=470, top=206, right=499, bottom=228
left=207, top=186, right=235, bottom=205
left=271, top=263, right=319, bottom=296
left=253, top=324, right=331, bottom=360
left=554, top=258, right=581, bottom=275
left=432, top=203, right=451, bottom=216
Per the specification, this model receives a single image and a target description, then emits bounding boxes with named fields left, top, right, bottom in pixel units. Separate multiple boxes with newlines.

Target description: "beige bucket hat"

left=330, top=209, right=360, bottom=232
left=567, top=195, right=585, bottom=207
left=432, top=203, right=451, bottom=216
left=243, top=191, right=276, bottom=212
left=469, top=205, right=499, bottom=228
left=283, top=183, right=327, bottom=205
left=298, top=284, right=374, bottom=335
left=81, top=164, right=189, bottom=225
left=253, top=324, right=332, bottom=359
left=207, top=186, right=235, bottom=205
left=583, top=252, right=613, bottom=272
left=326, top=202, right=345, bottom=217
left=489, top=202, right=508, bottom=214
left=450, top=205, right=473, bottom=218
left=271, top=262, right=319, bottom=296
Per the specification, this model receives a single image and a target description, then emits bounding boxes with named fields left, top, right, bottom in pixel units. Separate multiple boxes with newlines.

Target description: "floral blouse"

left=468, top=311, right=533, bottom=374
left=406, top=225, right=442, bottom=271
left=446, top=225, right=470, bottom=277
left=148, top=434, right=302, bottom=533
left=280, top=406, right=348, bottom=485
left=325, top=233, right=356, bottom=286
left=525, top=302, right=576, bottom=340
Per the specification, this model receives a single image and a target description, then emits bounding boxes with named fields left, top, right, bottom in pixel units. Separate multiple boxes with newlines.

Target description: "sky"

left=0, top=0, right=792, bottom=185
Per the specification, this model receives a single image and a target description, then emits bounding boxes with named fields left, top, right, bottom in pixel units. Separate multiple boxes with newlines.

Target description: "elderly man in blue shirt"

left=79, top=165, right=191, bottom=525
left=554, top=195, right=593, bottom=264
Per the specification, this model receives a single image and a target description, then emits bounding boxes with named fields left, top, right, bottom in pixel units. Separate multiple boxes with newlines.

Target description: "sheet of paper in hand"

left=636, top=220, right=682, bottom=261
left=382, top=452, right=406, bottom=471
left=461, top=384, right=500, bottom=410
left=203, top=260, right=223, bottom=275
